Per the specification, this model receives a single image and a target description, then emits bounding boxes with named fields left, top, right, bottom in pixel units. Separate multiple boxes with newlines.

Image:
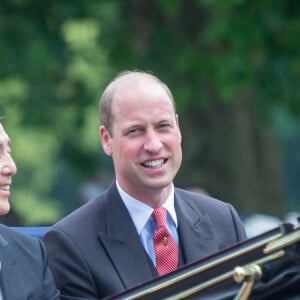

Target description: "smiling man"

left=0, top=121, right=60, bottom=299
left=0, top=124, right=16, bottom=216
left=44, top=70, right=247, bottom=299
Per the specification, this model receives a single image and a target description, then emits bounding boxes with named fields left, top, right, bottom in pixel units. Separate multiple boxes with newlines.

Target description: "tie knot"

left=152, top=207, right=167, bottom=228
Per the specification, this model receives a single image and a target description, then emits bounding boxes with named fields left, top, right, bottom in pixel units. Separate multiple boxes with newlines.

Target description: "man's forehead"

left=0, top=124, right=10, bottom=143
left=114, top=77, right=172, bottom=103
left=0, top=123, right=4, bottom=135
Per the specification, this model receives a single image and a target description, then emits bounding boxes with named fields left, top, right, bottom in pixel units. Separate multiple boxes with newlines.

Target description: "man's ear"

left=100, top=125, right=113, bottom=156
left=176, top=114, right=182, bottom=144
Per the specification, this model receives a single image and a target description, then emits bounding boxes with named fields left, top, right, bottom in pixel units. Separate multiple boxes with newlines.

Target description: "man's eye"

left=159, top=123, right=172, bottom=129
left=128, top=128, right=142, bottom=135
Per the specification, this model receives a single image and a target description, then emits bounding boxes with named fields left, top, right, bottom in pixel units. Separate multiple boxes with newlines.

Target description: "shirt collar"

left=116, top=180, right=178, bottom=234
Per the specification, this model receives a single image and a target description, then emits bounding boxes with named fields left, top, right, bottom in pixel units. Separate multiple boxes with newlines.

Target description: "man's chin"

left=0, top=201, right=11, bottom=216
left=142, top=179, right=173, bottom=191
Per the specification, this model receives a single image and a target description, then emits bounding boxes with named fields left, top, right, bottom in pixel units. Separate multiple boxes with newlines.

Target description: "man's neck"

left=116, top=180, right=173, bottom=208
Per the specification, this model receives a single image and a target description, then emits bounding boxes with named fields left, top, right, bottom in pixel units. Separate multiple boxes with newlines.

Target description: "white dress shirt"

left=116, top=180, right=179, bottom=265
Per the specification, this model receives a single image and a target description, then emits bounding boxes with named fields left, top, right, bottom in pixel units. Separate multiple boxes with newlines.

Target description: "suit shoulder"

left=0, top=224, right=35, bottom=242
left=174, top=187, right=228, bottom=208
left=174, top=187, right=247, bottom=242
left=47, top=193, right=107, bottom=235
left=0, top=224, right=43, bottom=254
left=174, top=187, right=241, bottom=221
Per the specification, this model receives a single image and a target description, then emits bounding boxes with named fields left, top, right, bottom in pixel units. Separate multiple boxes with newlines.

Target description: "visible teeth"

left=143, top=159, right=164, bottom=168
left=0, top=185, right=9, bottom=191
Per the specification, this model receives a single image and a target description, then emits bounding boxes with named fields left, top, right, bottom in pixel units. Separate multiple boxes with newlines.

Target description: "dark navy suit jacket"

left=44, top=182, right=246, bottom=299
left=0, top=224, right=60, bottom=300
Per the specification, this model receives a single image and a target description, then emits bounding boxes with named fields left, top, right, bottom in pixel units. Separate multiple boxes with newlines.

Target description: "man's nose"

left=143, top=131, right=162, bottom=152
left=1, top=155, right=17, bottom=176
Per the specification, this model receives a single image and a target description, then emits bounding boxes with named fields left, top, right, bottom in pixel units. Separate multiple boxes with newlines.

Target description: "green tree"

left=0, top=0, right=299, bottom=224
left=92, top=0, right=300, bottom=217
left=0, top=0, right=111, bottom=224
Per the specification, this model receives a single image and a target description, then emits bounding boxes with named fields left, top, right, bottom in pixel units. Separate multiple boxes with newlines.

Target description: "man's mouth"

left=142, top=159, right=165, bottom=169
left=0, top=185, right=10, bottom=191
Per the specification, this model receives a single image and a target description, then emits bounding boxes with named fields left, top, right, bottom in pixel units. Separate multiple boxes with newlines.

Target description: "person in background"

left=44, top=70, right=247, bottom=299
left=0, top=121, right=60, bottom=300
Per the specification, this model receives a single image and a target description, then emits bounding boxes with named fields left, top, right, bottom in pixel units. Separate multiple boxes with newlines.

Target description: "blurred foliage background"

left=0, top=0, right=299, bottom=226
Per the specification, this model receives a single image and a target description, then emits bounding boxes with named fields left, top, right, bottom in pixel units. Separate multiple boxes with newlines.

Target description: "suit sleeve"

left=227, top=203, right=247, bottom=241
left=38, top=238, right=61, bottom=299
left=43, top=228, right=97, bottom=299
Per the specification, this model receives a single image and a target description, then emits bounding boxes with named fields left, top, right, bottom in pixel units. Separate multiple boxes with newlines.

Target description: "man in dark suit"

left=0, top=121, right=60, bottom=300
left=44, top=70, right=247, bottom=299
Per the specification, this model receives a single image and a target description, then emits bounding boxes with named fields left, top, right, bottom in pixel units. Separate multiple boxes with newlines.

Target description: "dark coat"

left=43, top=182, right=246, bottom=299
left=0, top=224, right=60, bottom=300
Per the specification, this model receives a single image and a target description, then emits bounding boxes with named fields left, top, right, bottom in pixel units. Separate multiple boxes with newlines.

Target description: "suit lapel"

left=175, top=191, right=218, bottom=264
left=98, top=184, right=156, bottom=289
left=97, top=185, right=219, bottom=289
